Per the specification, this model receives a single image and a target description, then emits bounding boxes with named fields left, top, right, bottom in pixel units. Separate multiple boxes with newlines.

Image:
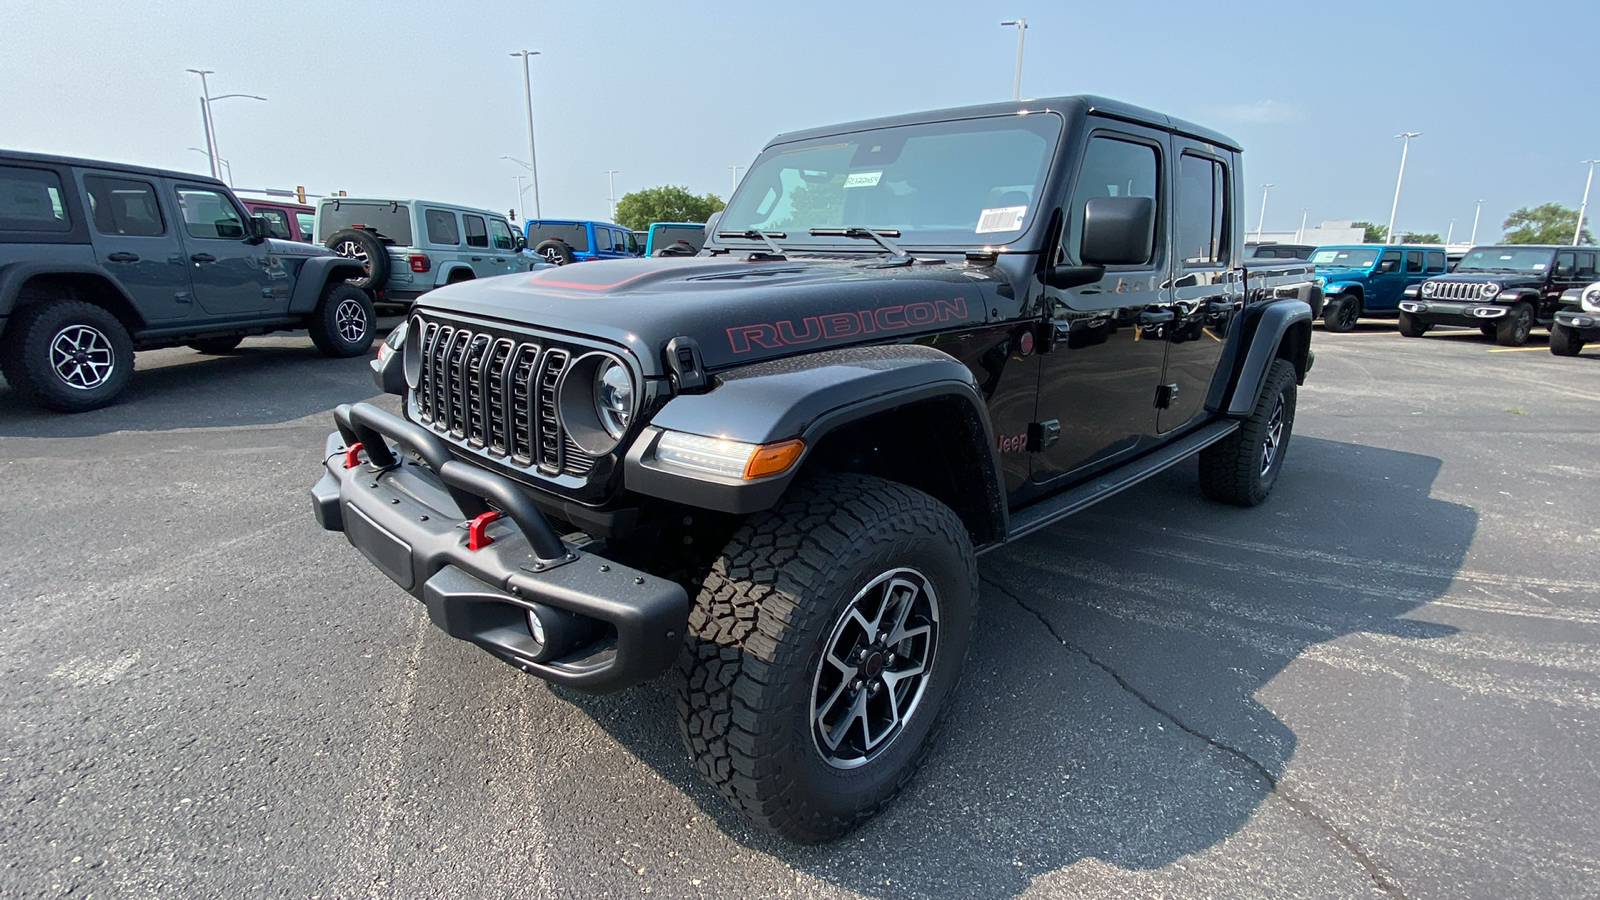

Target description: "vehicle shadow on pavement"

left=0, top=328, right=398, bottom=438
left=563, top=435, right=1474, bottom=897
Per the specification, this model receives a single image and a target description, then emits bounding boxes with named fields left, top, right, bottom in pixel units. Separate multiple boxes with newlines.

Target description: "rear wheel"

left=1322, top=294, right=1361, bottom=332
left=0, top=298, right=134, bottom=412
left=674, top=474, right=976, bottom=843
left=1199, top=359, right=1297, bottom=507
left=1495, top=303, right=1534, bottom=347
left=188, top=336, right=243, bottom=354
left=1549, top=322, right=1585, bottom=356
left=307, top=282, right=375, bottom=358
left=1397, top=311, right=1430, bottom=338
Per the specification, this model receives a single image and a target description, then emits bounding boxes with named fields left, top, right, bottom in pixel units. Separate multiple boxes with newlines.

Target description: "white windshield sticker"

left=976, top=205, right=1027, bottom=233
left=1532, top=263, right=1546, bottom=270
left=843, top=171, right=882, bottom=189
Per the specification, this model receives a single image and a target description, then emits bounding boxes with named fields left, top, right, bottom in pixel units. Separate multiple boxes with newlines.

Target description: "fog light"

left=526, top=609, right=547, bottom=647
left=521, top=602, right=602, bottom=663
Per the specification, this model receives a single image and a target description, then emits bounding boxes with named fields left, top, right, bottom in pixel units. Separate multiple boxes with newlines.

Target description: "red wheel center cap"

left=862, top=652, right=885, bottom=679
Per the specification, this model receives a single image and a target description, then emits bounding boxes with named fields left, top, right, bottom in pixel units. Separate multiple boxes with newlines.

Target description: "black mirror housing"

left=245, top=214, right=270, bottom=244
left=1080, top=196, right=1155, bottom=266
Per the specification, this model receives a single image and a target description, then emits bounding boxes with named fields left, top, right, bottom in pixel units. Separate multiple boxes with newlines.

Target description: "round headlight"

left=1480, top=282, right=1500, bottom=298
left=1421, top=281, right=1436, bottom=296
left=594, top=358, right=634, bottom=438
left=1583, top=285, right=1600, bottom=313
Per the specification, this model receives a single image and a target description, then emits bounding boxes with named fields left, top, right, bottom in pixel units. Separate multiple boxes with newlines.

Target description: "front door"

left=170, top=182, right=280, bottom=317
left=1550, top=250, right=1596, bottom=314
left=1031, top=125, right=1171, bottom=483
left=1161, top=142, right=1240, bottom=433
left=78, top=170, right=194, bottom=323
left=1367, top=249, right=1404, bottom=310
left=486, top=218, right=518, bottom=275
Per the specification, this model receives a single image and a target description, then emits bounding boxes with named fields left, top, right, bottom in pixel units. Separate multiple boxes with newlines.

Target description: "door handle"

left=106, top=251, right=140, bottom=263
left=1205, top=299, right=1239, bottom=315
left=471, top=256, right=483, bottom=262
left=190, top=253, right=217, bottom=263
left=1138, top=309, right=1176, bottom=326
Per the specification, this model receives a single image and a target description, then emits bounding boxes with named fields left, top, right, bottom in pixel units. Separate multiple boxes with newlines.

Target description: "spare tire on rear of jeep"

left=325, top=228, right=390, bottom=290
left=534, top=239, right=576, bottom=266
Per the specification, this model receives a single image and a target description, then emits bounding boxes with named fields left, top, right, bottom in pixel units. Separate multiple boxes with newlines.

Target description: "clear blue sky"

left=4, top=0, right=1597, bottom=241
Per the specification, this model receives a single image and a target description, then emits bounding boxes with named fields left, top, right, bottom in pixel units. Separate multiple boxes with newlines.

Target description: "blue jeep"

left=523, top=219, right=640, bottom=265
left=642, top=221, right=706, bottom=257
left=1312, top=244, right=1448, bottom=332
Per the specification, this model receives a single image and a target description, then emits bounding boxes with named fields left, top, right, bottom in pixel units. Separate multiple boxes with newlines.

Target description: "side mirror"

left=1080, top=196, right=1154, bottom=266
left=245, top=215, right=270, bottom=244
left=703, top=211, right=723, bottom=239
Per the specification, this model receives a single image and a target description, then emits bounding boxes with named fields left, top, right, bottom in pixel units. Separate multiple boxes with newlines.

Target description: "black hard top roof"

left=766, top=95, right=1240, bottom=153
left=1469, top=244, right=1576, bottom=250
left=0, top=148, right=226, bottom=187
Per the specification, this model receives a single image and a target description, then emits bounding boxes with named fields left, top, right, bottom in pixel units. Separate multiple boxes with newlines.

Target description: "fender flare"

left=0, top=261, right=147, bottom=331
left=623, top=345, right=1006, bottom=534
left=1205, top=298, right=1313, bottom=417
left=287, top=256, right=368, bottom=314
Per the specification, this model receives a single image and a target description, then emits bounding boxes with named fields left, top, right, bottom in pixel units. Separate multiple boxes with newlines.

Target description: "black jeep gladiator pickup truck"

left=311, top=95, right=1319, bottom=842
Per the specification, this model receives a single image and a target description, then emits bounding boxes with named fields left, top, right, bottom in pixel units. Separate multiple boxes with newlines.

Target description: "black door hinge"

left=1155, top=383, right=1179, bottom=409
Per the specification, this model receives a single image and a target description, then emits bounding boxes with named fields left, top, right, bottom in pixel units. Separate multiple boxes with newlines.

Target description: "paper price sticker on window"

left=843, top=171, right=883, bottom=189
left=976, top=205, right=1027, bottom=233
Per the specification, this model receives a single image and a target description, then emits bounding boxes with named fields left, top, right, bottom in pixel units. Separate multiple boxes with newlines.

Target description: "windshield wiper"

left=809, top=227, right=910, bottom=259
left=717, top=230, right=788, bottom=256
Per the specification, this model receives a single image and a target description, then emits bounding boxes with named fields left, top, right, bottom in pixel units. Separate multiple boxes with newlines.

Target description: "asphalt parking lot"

left=2, top=321, right=1597, bottom=899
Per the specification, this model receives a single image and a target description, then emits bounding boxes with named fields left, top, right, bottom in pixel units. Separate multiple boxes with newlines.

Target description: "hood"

left=266, top=238, right=334, bottom=257
left=413, top=254, right=1010, bottom=375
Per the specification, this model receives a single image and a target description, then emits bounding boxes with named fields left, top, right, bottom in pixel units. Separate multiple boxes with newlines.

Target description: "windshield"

left=1311, top=247, right=1379, bottom=268
left=717, top=113, right=1062, bottom=247
left=317, top=201, right=413, bottom=245
left=1453, top=247, right=1556, bottom=274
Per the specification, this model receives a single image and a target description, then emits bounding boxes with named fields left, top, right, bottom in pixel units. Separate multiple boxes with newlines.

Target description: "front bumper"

left=310, top=402, right=688, bottom=693
left=1398, top=299, right=1510, bottom=325
left=1555, top=310, right=1600, bottom=337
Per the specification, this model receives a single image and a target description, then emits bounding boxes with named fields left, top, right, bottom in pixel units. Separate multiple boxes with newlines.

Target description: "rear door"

left=169, top=181, right=282, bottom=317
left=76, top=169, right=195, bottom=323
left=1161, top=140, right=1241, bottom=433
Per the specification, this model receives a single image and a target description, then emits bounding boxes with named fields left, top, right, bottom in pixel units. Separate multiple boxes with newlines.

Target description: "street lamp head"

left=1001, top=19, right=1026, bottom=27
left=1584, top=159, right=1600, bottom=165
left=185, top=68, right=214, bottom=76
left=1395, top=132, right=1422, bottom=139
left=509, top=50, right=541, bottom=58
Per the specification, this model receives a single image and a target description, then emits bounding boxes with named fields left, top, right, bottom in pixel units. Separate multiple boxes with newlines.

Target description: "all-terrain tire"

left=534, top=239, right=576, bottom=266
left=1479, top=324, right=1497, bottom=338
left=1495, top=303, right=1534, bottom=347
left=673, top=473, right=977, bottom=843
left=188, top=336, right=243, bottom=354
left=1397, top=311, right=1430, bottom=338
left=0, top=299, right=134, bottom=413
left=1198, top=358, right=1297, bottom=507
left=307, top=282, right=376, bottom=358
left=325, top=228, right=390, bottom=290
left=1322, top=294, right=1361, bottom=332
left=1549, top=322, right=1584, bottom=357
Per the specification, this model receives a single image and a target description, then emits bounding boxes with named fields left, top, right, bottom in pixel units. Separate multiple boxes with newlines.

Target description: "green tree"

left=1402, top=232, right=1442, bottom=244
left=614, top=185, right=724, bottom=231
left=1352, top=221, right=1388, bottom=243
left=1502, top=203, right=1593, bottom=245
left=776, top=173, right=847, bottom=230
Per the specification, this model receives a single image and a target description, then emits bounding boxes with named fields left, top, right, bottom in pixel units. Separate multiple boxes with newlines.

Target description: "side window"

left=1062, top=135, right=1160, bottom=266
left=1554, top=251, right=1577, bottom=277
left=487, top=218, right=515, bottom=251
left=463, top=214, right=488, bottom=248
left=425, top=209, right=460, bottom=245
left=295, top=212, right=315, bottom=240
left=1426, top=251, right=1445, bottom=272
left=0, top=165, right=71, bottom=232
left=175, top=186, right=246, bottom=239
left=611, top=229, right=628, bottom=252
left=1578, top=251, right=1597, bottom=279
left=625, top=231, right=640, bottom=255
left=1376, top=250, right=1402, bottom=274
left=1405, top=250, right=1424, bottom=273
left=83, top=175, right=165, bottom=237
left=256, top=208, right=292, bottom=239
left=1176, top=152, right=1229, bottom=267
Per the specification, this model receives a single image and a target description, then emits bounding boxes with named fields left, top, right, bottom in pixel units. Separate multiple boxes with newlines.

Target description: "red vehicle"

left=239, top=196, right=316, bottom=243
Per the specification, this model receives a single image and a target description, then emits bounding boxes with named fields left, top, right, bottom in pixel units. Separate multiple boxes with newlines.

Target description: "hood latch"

left=665, top=336, right=709, bottom=394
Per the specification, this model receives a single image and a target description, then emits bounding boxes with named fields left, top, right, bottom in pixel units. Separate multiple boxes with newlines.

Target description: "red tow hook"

left=466, top=510, right=502, bottom=551
left=343, top=442, right=364, bottom=469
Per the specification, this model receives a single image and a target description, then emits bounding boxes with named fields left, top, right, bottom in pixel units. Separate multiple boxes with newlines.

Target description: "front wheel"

left=674, top=474, right=976, bottom=843
left=307, top=282, right=375, bottom=358
left=0, top=299, right=134, bottom=412
left=1322, top=294, right=1360, bottom=332
left=1549, top=322, right=1585, bottom=356
left=1495, top=303, right=1534, bottom=347
left=1397, top=311, right=1430, bottom=338
left=1198, top=358, right=1297, bottom=507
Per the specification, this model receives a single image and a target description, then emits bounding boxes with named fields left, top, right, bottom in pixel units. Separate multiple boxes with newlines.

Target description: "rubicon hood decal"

left=727, top=297, right=971, bottom=353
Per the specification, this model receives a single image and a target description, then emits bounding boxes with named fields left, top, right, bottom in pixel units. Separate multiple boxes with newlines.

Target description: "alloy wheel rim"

left=1340, top=301, right=1358, bottom=328
left=542, top=247, right=561, bottom=264
left=1261, top=396, right=1286, bottom=476
left=49, top=324, right=115, bottom=391
left=335, top=297, right=367, bottom=343
left=810, top=567, right=940, bottom=769
left=336, top=240, right=370, bottom=269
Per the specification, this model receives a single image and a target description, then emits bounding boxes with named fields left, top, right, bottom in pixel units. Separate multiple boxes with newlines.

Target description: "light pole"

left=187, top=148, right=231, bottom=185
left=1386, top=132, right=1422, bottom=244
left=1000, top=19, right=1027, bottom=100
left=728, top=165, right=744, bottom=199
left=1255, top=183, right=1273, bottom=242
left=186, top=69, right=264, bottom=181
left=510, top=50, right=542, bottom=220
left=512, top=175, right=528, bottom=219
left=1446, top=219, right=1455, bottom=245
left=605, top=170, right=619, bottom=222
left=1297, top=208, right=1308, bottom=243
left=1574, top=159, right=1599, bottom=245
left=1470, top=199, right=1486, bottom=245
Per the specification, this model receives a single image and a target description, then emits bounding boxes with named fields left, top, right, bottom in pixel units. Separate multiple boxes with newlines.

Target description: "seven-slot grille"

left=1429, top=281, right=1490, bottom=300
left=413, top=319, right=593, bottom=476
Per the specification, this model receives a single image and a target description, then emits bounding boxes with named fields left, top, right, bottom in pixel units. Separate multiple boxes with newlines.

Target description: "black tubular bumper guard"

left=310, top=402, right=688, bottom=694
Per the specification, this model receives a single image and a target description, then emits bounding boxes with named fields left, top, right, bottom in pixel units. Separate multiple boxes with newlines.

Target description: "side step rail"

left=991, top=419, right=1240, bottom=551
